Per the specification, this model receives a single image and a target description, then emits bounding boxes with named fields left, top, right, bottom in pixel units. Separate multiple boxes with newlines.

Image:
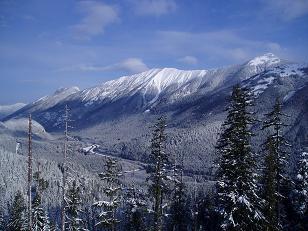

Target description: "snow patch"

left=82, top=144, right=100, bottom=154
left=251, top=76, right=275, bottom=95
left=268, top=64, right=306, bottom=77
left=283, top=90, right=295, bottom=102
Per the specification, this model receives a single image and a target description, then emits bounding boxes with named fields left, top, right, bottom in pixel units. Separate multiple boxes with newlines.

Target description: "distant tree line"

left=0, top=84, right=307, bottom=231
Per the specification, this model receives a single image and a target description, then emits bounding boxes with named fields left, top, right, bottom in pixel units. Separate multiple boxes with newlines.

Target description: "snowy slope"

left=0, top=103, right=26, bottom=119
left=73, top=68, right=208, bottom=106
left=245, top=63, right=307, bottom=95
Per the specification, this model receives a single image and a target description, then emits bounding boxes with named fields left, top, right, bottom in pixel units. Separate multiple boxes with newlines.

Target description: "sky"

left=0, top=0, right=308, bottom=104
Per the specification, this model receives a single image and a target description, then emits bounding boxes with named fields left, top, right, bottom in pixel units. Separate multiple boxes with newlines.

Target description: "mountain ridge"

left=4, top=53, right=306, bottom=131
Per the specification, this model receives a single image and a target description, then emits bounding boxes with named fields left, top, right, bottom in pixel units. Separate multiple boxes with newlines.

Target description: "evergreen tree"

left=262, top=98, right=291, bottom=229
left=168, top=156, right=188, bottom=231
left=32, top=168, right=51, bottom=231
left=147, top=116, right=170, bottom=231
left=261, top=137, right=278, bottom=231
left=7, top=191, right=27, bottom=231
left=65, top=180, right=86, bottom=231
left=215, top=85, right=263, bottom=230
left=191, top=177, right=200, bottom=231
left=94, top=157, right=122, bottom=231
left=33, top=169, right=49, bottom=197
left=0, top=205, right=6, bottom=231
left=124, top=185, right=147, bottom=231
left=32, top=194, right=50, bottom=231
left=193, top=193, right=221, bottom=231
left=49, top=220, right=58, bottom=231
left=84, top=205, right=96, bottom=231
left=292, top=151, right=308, bottom=229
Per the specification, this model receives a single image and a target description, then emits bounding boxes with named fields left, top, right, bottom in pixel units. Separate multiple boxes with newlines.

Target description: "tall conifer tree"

left=124, top=185, right=147, bottom=231
left=65, top=180, right=86, bottom=231
left=0, top=204, right=6, bottom=230
left=94, top=157, right=122, bottom=231
left=292, top=151, right=308, bottom=229
left=31, top=167, right=50, bottom=231
left=215, top=85, right=263, bottom=230
left=262, top=98, right=291, bottom=229
left=7, top=191, right=27, bottom=231
left=262, top=137, right=278, bottom=231
left=147, top=116, right=170, bottom=231
left=31, top=194, right=50, bottom=231
left=168, top=154, right=188, bottom=231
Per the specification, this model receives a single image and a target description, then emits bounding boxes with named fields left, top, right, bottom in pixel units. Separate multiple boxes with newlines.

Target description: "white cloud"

left=263, top=0, right=308, bottom=21
left=115, top=58, right=149, bottom=73
left=132, top=0, right=176, bottom=16
left=154, top=30, right=284, bottom=63
left=60, top=58, right=149, bottom=74
left=177, top=56, right=198, bottom=65
left=71, top=1, right=119, bottom=40
left=266, top=42, right=281, bottom=51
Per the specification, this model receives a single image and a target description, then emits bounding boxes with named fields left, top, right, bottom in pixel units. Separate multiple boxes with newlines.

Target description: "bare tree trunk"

left=61, top=105, right=69, bottom=231
left=154, top=183, right=162, bottom=231
left=154, top=146, right=162, bottom=231
left=28, top=114, right=33, bottom=231
left=193, top=176, right=198, bottom=231
left=275, top=123, right=280, bottom=229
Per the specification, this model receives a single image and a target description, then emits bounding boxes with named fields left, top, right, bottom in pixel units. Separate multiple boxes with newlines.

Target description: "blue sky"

left=0, top=0, right=308, bottom=104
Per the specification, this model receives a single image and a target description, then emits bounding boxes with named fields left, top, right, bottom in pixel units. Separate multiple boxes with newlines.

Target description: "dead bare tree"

left=61, top=105, right=69, bottom=231
left=27, top=114, right=33, bottom=231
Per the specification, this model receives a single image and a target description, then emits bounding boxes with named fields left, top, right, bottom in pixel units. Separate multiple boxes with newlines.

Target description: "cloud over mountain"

left=132, top=0, right=176, bottom=16
left=71, top=1, right=119, bottom=40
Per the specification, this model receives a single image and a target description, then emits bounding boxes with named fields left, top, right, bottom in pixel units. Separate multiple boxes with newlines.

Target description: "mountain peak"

left=248, top=53, right=280, bottom=67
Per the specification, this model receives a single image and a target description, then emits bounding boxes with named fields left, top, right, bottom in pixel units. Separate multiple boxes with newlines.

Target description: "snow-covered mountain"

left=0, top=103, right=26, bottom=119
left=21, top=86, right=80, bottom=113
left=6, top=53, right=296, bottom=127
left=3, top=53, right=307, bottom=171
left=63, top=53, right=286, bottom=108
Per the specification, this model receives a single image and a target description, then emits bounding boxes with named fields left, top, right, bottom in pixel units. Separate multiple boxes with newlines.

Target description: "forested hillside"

left=1, top=84, right=307, bottom=230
